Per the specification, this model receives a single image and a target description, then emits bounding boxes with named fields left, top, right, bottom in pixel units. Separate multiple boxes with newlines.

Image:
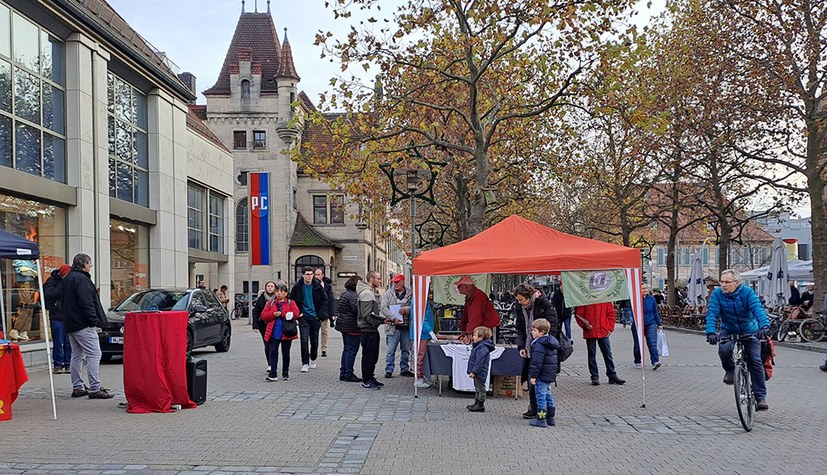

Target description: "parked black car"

left=99, top=288, right=232, bottom=361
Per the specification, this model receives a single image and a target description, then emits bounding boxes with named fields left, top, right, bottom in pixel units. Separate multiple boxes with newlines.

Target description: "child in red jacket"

left=575, top=302, right=625, bottom=386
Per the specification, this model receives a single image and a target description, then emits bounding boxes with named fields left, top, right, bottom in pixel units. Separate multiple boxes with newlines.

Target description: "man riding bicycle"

left=705, top=269, right=771, bottom=412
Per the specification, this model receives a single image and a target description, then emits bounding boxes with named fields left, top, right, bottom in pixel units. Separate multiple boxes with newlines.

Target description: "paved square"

left=3, top=321, right=826, bottom=474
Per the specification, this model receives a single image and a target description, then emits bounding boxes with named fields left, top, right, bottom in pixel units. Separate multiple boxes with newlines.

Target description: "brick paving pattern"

left=3, top=320, right=826, bottom=474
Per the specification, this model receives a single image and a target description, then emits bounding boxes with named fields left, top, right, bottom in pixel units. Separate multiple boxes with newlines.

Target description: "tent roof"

left=0, top=229, right=39, bottom=260
left=413, top=215, right=640, bottom=276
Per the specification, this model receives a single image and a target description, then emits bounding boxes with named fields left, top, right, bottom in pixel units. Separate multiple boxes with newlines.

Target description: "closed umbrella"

left=687, top=252, right=706, bottom=306
left=763, top=237, right=790, bottom=307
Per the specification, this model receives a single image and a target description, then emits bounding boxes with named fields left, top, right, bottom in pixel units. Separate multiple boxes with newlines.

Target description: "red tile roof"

left=276, top=30, right=300, bottom=81
left=189, top=105, right=208, bottom=121
left=186, top=106, right=230, bottom=153
left=204, top=12, right=282, bottom=95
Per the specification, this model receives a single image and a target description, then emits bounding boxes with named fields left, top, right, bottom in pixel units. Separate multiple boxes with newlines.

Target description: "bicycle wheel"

left=776, top=321, right=789, bottom=342
left=799, top=318, right=825, bottom=343
left=734, top=362, right=754, bottom=432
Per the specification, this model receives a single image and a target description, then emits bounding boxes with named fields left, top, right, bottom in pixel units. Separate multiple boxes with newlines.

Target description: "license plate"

left=109, top=336, right=124, bottom=344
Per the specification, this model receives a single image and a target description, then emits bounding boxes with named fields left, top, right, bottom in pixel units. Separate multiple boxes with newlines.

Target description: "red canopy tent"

left=410, top=215, right=649, bottom=404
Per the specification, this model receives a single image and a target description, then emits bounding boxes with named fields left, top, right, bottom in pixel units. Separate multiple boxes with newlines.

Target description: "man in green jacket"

left=357, top=271, right=385, bottom=390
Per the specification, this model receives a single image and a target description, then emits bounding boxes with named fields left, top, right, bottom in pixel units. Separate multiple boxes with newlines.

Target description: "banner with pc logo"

left=248, top=172, right=270, bottom=266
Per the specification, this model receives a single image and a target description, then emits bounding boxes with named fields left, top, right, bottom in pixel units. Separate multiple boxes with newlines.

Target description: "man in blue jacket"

left=705, top=269, right=770, bottom=411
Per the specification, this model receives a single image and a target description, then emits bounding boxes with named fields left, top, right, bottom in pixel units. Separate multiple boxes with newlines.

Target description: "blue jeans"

left=621, top=307, right=632, bottom=326
left=68, top=326, right=103, bottom=392
left=340, top=333, right=361, bottom=378
left=586, top=337, right=617, bottom=380
left=718, top=329, right=767, bottom=401
left=562, top=317, right=572, bottom=339
left=535, top=381, right=555, bottom=413
left=632, top=324, right=659, bottom=365
left=50, top=320, right=72, bottom=367
left=385, top=328, right=411, bottom=373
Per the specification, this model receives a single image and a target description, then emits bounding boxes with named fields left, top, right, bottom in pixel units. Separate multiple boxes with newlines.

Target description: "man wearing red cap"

left=455, top=275, right=501, bottom=344
left=380, top=273, right=413, bottom=377
left=43, top=265, right=72, bottom=373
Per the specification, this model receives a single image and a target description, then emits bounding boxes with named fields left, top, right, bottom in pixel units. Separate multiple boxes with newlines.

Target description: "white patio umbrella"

left=763, top=237, right=790, bottom=307
left=686, top=252, right=706, bottom=306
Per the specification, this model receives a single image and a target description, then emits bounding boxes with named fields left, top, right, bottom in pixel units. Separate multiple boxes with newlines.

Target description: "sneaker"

left=8, top=329, right=19, bottom=340
left=591, top=379, right=600, bottom=386
left=652, top=362, right=662, bottom=371
left=71, top=387, right=88, bottom=398
left=62, top=366, right=71, bottom=374
left=522, top=409, right=537, bottom=419
left=634, top=363, right=642, bottom=369
left=608, top=377, right=626, bottom=385
left=723, top=370, right=734, bottom=385
left=344, top=375, right=363, bottom=383
left=369, top=378, right=385, bottom=387
left=820, top=364, right=827, bottom=372
left=53, top=366, right=63, bottom=374
left=88, top=388, right=114, bottom=399
left=301, top=364, right=310, bottom=373
left=415, top=378, right=431, bottom=388
left=309, top=360, right=317, bottom=369
left=282, top=374, right=289, bottom=381
left=400, top=370, right=415, bottom=377
left=321, top=351, right=327, bottom=357
left=385, top=372, right=394, bottom=378
left=18, top=331, right=29, bottom=341
left=266, top=376, right=278, bottom=381
left=756, top=400, right=769, bottom=411
left=362, top=381, right=380, bottom=390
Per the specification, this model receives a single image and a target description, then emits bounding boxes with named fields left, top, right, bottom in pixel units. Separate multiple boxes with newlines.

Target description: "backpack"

left=761, top=338, right=775, bottom=380
left=557, top=332, right=574, bottom=362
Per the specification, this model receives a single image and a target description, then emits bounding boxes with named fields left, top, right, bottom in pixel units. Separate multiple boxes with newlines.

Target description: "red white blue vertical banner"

left=412, top=274, right=430, bottom=395
left=248, top=172, right=270, bottom=266
left=625, top=267, right=646, bottom=407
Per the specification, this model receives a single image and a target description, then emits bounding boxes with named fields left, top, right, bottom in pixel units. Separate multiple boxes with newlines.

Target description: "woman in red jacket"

left=261, top=281, right=301, bottom=381
left=575, top=302, right=625, bottom=386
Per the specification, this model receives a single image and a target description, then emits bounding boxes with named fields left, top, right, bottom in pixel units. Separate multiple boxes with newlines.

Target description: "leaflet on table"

left=389, top=304, right=404, bottom=323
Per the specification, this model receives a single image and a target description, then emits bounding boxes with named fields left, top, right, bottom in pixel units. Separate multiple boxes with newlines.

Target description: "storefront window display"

left=109, top=218, right=148, bottom=306
left=0, top=193, right=66, bottom=342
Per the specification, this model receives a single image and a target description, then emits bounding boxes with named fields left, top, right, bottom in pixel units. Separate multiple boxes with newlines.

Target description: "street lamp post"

left=406, top=169, right=421, bottom=270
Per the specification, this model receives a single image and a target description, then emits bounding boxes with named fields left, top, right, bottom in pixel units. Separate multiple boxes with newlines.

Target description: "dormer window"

left=241, top=79, right=250, bottom=100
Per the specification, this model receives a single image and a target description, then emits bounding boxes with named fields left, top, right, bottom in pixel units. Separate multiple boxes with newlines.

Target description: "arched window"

left=241, top=79, right=250, bottom=100
left=295, top=255, right=325, bottom=283
left=236, top=198, right=248, bottom=252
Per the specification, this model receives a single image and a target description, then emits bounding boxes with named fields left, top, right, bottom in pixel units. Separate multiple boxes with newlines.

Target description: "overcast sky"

left=106, top=0, right=665, bottom=107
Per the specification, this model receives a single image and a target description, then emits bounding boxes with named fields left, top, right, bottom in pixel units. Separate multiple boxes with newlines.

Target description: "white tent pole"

left=36, top=260, right=58, bottom=420
left=626, top=267, right=646, bottom=408
left=0, top=268, right=6, bottom=338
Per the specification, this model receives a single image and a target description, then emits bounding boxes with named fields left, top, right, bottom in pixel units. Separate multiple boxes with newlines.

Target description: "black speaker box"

left=187, top=358, right=207, bottom=405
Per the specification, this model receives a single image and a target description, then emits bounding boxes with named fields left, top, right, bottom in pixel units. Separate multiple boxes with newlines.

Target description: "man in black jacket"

left=43, top=264, right=72, bottom=373
left=289, top=266, right=329, bottom=373
left=62, top=253, right=112, bottom=399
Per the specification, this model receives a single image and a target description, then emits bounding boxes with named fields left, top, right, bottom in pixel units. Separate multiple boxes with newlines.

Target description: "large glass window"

left=110, top=218, right=149, bottom=306
left=0, top=192, right=66, bottom=343
left=208, top=194, right=225, bottom=253
left=313, top=194, right=345, bottom=224
left=236, top=198, right=248, bottom=252
left=187, top=185, right=204, bottom=250
left=107, top=72, right=148, bottom=206
left=233, top=130, right=246, bottom=149
left=253, top=130, right=266, bottom=149
left=313, top=195, right=327, bottom=224
left=294, top=255, right=325, bottom=284
left=0, top=6, right=65, bottom=182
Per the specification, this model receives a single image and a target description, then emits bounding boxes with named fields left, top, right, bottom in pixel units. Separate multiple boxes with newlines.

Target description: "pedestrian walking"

left=260, top=281, right=300, bottom=381
left=43, top=264, right=72, bottom=374
left=632, top=284, right=663, bottom=370
left=253, top=281, right=278, bottom=373
left=337, top=275, right=363, bottom=382
left=575, top=302, right=625, bottom=386
left=289, top=266, right=329, bottom=373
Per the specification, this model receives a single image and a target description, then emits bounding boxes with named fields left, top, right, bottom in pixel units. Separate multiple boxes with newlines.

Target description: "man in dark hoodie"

left=466, top=326, right=495, bottom=413
left=44, top=264, right=72, bottom=373
left=289, top=266, right=329, bottom=373
left=62, top=253, right=112, bottom=399
left=357, top=271, right=385, bottom=390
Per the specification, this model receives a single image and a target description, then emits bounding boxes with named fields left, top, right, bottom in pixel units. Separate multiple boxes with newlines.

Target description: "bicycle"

left=719, top=334, right=757, bottom=431
left=231, top=296, right=249, bottom=320
left=798, top=312, right=827, bottom=343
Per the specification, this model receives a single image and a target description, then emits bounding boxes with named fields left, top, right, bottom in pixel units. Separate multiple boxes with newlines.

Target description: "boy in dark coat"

left=466, top=326, right=494, bottom=413
left=528, top=318, right=559, bottom=427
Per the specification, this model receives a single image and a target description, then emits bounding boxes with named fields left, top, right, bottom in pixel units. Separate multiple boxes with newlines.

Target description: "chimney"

left=178, top=72, right=197, bottom=104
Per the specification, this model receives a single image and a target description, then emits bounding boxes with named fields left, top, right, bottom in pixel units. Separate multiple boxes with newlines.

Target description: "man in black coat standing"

left=62, top=253, right=112, bottom=399
left=289, top=266, right=329, bottom=373
left=43, top=264, right=72, bottom=373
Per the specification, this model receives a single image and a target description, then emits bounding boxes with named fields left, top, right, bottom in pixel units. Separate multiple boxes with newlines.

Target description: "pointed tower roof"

left=204, top=12, right=282, bottom=95
left=276, top=28, right=301, bottom=81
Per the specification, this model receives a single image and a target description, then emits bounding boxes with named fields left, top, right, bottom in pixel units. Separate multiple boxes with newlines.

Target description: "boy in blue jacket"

left=529, top=318, right=559, bottom=427
left=466, top=326, right=494, bottom=413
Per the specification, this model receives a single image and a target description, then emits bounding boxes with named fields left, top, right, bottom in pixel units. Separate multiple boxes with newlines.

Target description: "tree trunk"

left=806, top=122, right=827, bottom=311
left=467, top=148, right=490, bottom=237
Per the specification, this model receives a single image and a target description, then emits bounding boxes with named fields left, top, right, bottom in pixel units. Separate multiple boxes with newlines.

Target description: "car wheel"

left=215, top=324, right=231, bottom=352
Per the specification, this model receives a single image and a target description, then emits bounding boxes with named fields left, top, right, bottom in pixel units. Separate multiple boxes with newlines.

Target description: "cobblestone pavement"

left=3, top=320, right=826, bottom=474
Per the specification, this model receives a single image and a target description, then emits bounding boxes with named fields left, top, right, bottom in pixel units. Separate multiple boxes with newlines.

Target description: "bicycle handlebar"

left=718, top=334, right=759, bottom=342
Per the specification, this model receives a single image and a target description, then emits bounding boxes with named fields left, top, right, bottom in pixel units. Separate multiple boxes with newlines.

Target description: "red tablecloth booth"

left=0, top=343, right=28, bottom=421
left=123, top=311, right=196, bottom=413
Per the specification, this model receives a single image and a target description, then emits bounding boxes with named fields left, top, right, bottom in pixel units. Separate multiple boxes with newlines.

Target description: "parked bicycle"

left=798, top=312, right=827, bottom=343
left=719, top=334, right=757, bottom=432
left=231, top=295, right=250, bottom=320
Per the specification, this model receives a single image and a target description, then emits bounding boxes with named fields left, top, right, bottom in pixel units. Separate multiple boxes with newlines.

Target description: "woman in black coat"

left=253, top=281, right=277, bottom=371
left=336, top=275, right=363, bottom=382
left=513, top=283, right=558, bottom=420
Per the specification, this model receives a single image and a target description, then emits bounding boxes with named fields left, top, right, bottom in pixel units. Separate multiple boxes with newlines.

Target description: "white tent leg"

left=626, top=267, right=646, bottom=408
left=36, top=260, right=58, bottom=420
left=0, top=273, right=6, bottom=338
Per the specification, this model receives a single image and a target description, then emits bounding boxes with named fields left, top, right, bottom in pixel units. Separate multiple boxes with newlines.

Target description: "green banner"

left=432, top=274, right=491, bottom=305
left=561, top=270, right=629, bottom=308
